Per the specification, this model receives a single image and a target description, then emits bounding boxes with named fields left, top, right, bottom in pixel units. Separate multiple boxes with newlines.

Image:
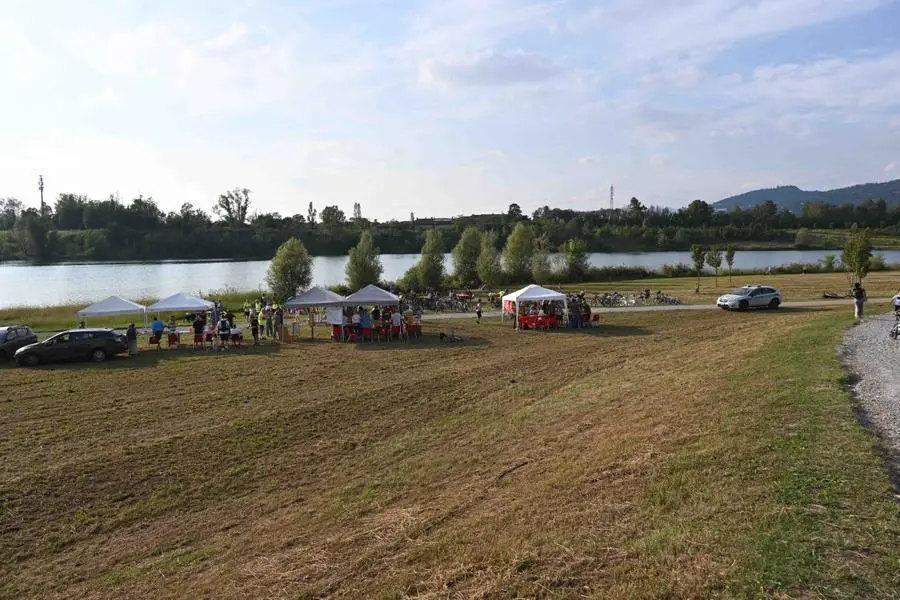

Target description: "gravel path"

left=841, top=311, right=900, bottom=473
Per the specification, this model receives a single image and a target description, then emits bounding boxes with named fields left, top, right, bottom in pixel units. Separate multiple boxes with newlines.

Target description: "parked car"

left=716, top=285, right=782, bottom=311
left=14, top=328, right=128, bottom=366
left=0, top=326, right=38, bottom=360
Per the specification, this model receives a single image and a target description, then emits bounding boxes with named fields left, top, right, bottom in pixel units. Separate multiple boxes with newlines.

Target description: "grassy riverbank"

left=2, top=308, right=898, bottom=598
left=3, top=271, right=898, bottom=333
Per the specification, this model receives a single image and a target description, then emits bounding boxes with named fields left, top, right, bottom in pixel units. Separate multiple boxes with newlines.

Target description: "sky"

left=1, top=0, right=899, bottom=221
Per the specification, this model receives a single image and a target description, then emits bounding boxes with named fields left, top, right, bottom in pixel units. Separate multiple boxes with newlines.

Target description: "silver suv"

left=717, top=285, right=782, bottom=310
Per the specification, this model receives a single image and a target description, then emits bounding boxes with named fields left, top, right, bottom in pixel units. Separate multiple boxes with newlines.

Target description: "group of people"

left=340, top=305, right=421, bottom=339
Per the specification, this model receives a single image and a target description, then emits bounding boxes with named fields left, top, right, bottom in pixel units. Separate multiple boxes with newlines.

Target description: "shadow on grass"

left=351, top=333, right=492, bottom=351
left=513, top=324, right=651, bottom=337
left=738, top=307, right=832, bottom=316
left=1, top=343, right=283, bottom=371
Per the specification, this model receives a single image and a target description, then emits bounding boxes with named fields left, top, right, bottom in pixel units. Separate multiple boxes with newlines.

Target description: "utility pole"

left=38, top=175, right=45, bottom=216
left=609, top=184, right=614, bottom=211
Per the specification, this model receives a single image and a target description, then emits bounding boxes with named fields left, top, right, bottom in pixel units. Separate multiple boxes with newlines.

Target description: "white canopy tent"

left=285, top=285, right=346, bottom=339
left=284, top=285, right=345, bottom=308
left=501, top=284, right=568, bottom=330
left=341, top=284, right=400, bottom=307
left=147, top=293, right=214, bottom=313
left=77, top=296, right=148, bottom=327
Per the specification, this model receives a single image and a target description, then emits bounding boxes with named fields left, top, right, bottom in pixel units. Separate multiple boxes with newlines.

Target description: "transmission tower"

left=609, top=185, right=614, bottom=211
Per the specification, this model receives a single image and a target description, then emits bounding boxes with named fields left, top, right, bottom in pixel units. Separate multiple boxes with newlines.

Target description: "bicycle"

left=890, top=310, right=900, bottom=339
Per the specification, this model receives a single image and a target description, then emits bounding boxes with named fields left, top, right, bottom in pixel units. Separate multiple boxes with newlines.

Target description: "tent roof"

left=501, top=284, right=567, bottom=303
left=77, top=295, right=146, bottom=317
left=284, top=285, right=345, bottom=308
left=341, top=284, right=400, bottom=306
left=147, top=293, right=214, bottom=312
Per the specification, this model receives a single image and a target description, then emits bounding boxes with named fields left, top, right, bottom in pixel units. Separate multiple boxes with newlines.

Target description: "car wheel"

left=738, top=300, right=749, bottom=311
left=20, top=353, right=40, bottom=367
left=768, top=298, right=780, bottom=309
left=0, top=350, right=7, bottom=362
left=91, top=348, right=107, bottom=363
left=890, top=328, right=898, bottom=340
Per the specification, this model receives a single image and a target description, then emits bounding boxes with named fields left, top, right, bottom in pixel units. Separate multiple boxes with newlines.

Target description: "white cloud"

left=577, top=156, right=596, bottom=165
left=570, top=0, right=889, bottom=65
left=82, top=86, right=121, bottom=109
left=886, top=161, right=898, bottom=174
left=204, top=22, right=248, bottom=50
left=737, top=51, right=900, bottom=111
left=419, top=50, right=560, bottom=88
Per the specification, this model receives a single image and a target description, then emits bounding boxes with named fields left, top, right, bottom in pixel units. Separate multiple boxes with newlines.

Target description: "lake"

left=0, top=249, right=893, bottom=309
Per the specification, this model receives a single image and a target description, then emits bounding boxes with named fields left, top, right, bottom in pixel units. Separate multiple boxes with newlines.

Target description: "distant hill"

left=713, top=179, right=900, bottom=212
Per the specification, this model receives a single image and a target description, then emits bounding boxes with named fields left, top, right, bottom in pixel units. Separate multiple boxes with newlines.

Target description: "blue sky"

left=1, top=0, right=899, bottom=220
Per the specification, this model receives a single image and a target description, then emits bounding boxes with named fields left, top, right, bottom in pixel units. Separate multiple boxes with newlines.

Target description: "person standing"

left=475, top=302, right=482, bottom=324
left=852, top=281, right=867, bottom=321
left=125, top=323, right=138, bottom=357
left=274, top=305, right=284, bottom=340
left=217, top=314, right=231, bottom=350
left=264, top=305, right=274, bottom=339
left=250, top=310, right=260, bottom=345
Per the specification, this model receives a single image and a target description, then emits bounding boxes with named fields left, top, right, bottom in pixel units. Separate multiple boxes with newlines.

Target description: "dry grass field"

left=1, top=308, right=898, bottom=599
left=563, top=270, right=900, bottom=305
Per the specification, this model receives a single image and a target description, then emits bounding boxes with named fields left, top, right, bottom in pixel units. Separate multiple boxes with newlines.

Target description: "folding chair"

left=149, top=335, right=162, bottom=350
left=193, top=333, right=205, bottom=349
left=167, top=332, right=180, bottom=348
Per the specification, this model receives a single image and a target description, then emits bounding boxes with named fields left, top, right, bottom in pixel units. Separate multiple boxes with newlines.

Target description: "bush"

left=659, top=262, right=694, bottom=277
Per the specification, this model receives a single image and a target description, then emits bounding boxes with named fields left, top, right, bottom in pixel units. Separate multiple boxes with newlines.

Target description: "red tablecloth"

left=518, top=314, right=558, bottom=329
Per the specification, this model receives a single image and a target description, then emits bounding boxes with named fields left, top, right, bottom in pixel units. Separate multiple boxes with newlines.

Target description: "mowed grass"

left=561, top=270, right=900, bottom=306
left=1, top=309, right=898, bottom=599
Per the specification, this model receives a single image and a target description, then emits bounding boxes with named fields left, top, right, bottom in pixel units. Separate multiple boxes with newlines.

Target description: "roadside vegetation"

left=1, top=308, right=898, bottom=598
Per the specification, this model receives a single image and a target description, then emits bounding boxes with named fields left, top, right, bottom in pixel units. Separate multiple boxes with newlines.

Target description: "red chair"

left=361, top=327, right=373, bottom=342
left=149, top=335, right=162, bottom=350
left=391, top=325, right=402, bottom=341
left=167, top=332, right=179, bottom=348
left=193, top=333, right=205, bottom=349
left=331, top=325, right=343, bottom=341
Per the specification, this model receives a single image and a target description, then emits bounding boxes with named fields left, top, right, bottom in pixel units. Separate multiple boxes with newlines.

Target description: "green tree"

left=307, top=202, right=317, bottom=227
left=476, top=230, right=502, bottom=287
left=416, top=229, right=445, bottom=289
left=451, top=226, right=482, bottom=287
left=266, top=237, right=313, bottom=302
left=725, top=244, right=736, bottom=284
left=690, top=244, right=706, bottom=289
left=565, top=238, right=590, bottom=281
left=502, top=222, right=534, bottom=281
left=213, top=188, right=251, bottom=225
left=345, top=230, right=383, bottom=289
left=820, top=254, right=836, bottom=272
left=531, top=234, right=551, bottom=283
left=841, top=228, right=873, bottom=284
left=320, top=205, right=346, bottom=226
left=794, top=227, right=813, bottom=248
left=706, top=246, right=723, bottom=287
left=15, top=209, right=54, bottom=261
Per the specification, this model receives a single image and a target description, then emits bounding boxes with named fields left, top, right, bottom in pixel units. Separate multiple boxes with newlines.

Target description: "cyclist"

left=892, top=290, right=900, bottom=317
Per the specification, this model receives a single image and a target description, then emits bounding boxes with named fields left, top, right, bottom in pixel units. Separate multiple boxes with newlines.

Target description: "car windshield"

left=0, top=332, right=6, bottom=343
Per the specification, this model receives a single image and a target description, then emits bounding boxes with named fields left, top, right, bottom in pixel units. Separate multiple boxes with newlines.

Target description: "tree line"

left=2, top=188, right=899, bottom=263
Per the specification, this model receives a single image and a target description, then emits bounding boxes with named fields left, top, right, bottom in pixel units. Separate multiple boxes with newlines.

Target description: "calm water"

left=0, top=250, right=894, bottom=309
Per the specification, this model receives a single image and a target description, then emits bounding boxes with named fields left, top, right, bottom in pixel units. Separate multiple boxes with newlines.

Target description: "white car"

left=717, top=285, right=782, bottom=311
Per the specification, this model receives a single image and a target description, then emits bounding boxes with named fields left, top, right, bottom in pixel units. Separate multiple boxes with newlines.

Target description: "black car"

left=15, top=328, right=128, bottom=366
left=0, top=326, right=38, bottom=360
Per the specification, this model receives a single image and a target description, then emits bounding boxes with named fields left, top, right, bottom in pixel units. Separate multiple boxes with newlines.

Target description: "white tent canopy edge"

left=501, top=284, right=568, bottom=330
